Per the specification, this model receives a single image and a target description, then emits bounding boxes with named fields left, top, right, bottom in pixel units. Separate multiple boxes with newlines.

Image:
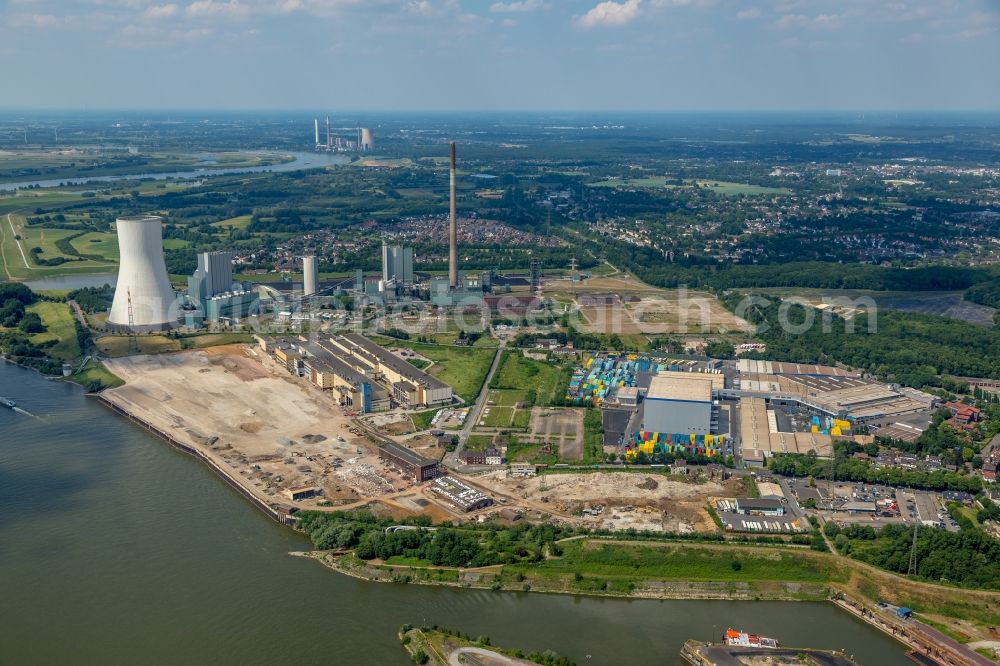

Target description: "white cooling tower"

left=108, top=215, right=178, bottom=331
left=360, top=127, right=373, bottom=151
left=303, top=255, right=318, bottom=296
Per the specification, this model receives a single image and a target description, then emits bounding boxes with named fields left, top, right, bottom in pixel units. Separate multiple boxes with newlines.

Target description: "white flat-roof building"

left=642, top=375, right=714, bottom=435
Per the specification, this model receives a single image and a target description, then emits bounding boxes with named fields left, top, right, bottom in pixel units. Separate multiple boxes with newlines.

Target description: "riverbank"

left=399, top=627, right=570, bottom=666
left=309, top=548, right=1000, bottom=666
left=300, top=548, right=834, bottom=603
left=0, top=359, right=925, bottom=666
left=96, top=390, right=298, bottom=525
left=297, top=535, right=1000, bottom=665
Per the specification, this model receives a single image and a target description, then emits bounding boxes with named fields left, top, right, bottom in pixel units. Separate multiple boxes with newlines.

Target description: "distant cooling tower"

left=360, top=127, right=373, bottom=151
left=303, top=256, right=318, bottom=296
left=107, top=215, right=177, bottom=332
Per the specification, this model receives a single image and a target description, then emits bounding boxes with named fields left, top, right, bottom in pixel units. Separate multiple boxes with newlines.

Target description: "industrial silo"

left=107, top=215, right=178, bottom=332
left=303, top=255, right=318, bottom=296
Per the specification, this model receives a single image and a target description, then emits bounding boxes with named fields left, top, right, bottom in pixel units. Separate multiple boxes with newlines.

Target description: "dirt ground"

left=361, top=411, right=414, bottom=435
left=526, top=407, right=584, bottom=460
left=103, top=345, right=424, bottom=510
left=475, top=470, right=743, bottom=533
left=576, top=292, right=751, bottom=335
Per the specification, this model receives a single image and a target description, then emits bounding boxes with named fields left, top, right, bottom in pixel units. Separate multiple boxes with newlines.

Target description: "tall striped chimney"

left=448, top=141, right=458, bottom=289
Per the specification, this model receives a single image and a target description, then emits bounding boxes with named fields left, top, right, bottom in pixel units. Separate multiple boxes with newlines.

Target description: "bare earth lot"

left=550, top=277, right=751, bottom=334
left=527, top=407, right=583, bottom=460
left=476, top=470, right=743, bottom=533
left=103, top=345, right=420, bottom=509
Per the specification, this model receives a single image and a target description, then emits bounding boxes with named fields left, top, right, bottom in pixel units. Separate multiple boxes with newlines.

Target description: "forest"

left=297, top=510, right=574, bottom=568
left=732, top=298, right=1000, bottom=386
left=767, top=449, right=982, bottom=493
left=825, top=519, right=1000, bottom=589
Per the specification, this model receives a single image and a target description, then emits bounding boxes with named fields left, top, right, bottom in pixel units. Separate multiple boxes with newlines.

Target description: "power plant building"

left=186, top=250, right=258, bottom=326
left=330, top=333, right=453, bottom=408
left=642, top=375, right=715, bottom=436
left=108, top=215, right=178, bottom=332
left=381, top=241, right=414, bottom=287
left=189, top=251, right=234, bottom=300
left=255, top=336, right=390, bottom=413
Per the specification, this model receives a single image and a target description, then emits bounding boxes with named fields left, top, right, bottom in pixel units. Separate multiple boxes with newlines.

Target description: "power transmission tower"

left=126, top=289, right=138, bottom=354
left=908, top=523, right=919, bottom=576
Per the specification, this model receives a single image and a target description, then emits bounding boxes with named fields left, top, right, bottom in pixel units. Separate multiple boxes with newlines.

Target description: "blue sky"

left=1, top=0, right=998, bottom=110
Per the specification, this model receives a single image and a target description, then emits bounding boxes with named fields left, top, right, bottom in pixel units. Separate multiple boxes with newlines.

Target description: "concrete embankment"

left=832, top=595, right=995, bottom=666
left=96, top=393, right=297, bottom=525
left=680, top=639, right=857, bottom=666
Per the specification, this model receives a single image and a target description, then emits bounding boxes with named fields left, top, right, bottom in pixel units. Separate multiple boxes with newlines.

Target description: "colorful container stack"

left=625, top=431, right=725, bottom=458
left=565, top=352, right=692, bottom=404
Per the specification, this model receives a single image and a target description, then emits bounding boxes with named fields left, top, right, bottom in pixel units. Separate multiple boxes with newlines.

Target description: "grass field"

left=212, top=215, right=252, bottom=230
left=465, top=434, right=495, bottom=452
left=371, top=336, right=496, bottom=402
left=510, top=539, right=843, bottom=585
left=95, top=332, right=252, bottom=357
left=95, top=335, right=179, bottom=357
left=69, top=231, right=119, bottom=261
left=588, top=177, right=791, bottom=196
left=70, top=361, right=124, bottom=390
left=25, top=301, right=81, bottom=360
left=481, top=405, right=514, bottom=427
left=410, top=408, right=441, bottom=431
left=490, top=352, right=569, bottom=407
left=588, top=176, right=670, bottom=188
left=668, top=179, right=791, bottom=196
left=505, top=437, right=559, bottom=465
left=0, top=203, right=118, bottom=279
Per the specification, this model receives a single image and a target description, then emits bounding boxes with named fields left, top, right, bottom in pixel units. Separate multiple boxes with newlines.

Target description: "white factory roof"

left=646, top=375, right=713, bottom=403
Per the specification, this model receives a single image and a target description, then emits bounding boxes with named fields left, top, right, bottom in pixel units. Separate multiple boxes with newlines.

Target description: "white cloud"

left=775, top=12, right=841, bottom=30
left=575, top=0, right=642, bottom=29
left=736, top=7, right=761, bottom=20
left=957, top=26, right=994, bottom=41
left=8, top=13, right=59, bottom=28
left=650, top=0, right=715, bottom=7
left=170, top=26, right=213, bottom=39
left=490, top=0, right=549, bottom=12
left=144, top=4, right=179, bottom=20
left=775, top=13, right=807, bottom=29
left=406, top=1, right=434, bottom=16
left=186, top=0, right=248, bottom=19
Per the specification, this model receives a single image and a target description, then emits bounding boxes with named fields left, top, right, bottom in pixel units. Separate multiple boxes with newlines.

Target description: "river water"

left=0, top=362, right=911, bottom=665
left=0, top=151, right=349, bottom=191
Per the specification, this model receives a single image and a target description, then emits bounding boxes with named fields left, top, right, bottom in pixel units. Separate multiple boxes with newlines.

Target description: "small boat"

left=724, top=629, right=780, bottom=649
left=1, top=396, right=16, bottom=409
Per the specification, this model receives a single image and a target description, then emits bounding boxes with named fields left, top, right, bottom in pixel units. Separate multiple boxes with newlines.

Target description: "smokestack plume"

left=448, top=141, right=458, bottom=289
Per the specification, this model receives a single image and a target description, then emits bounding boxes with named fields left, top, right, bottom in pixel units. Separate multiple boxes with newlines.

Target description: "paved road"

left=448, top=646, right=534, bottom=666
left=444, top=341, right=505, bottom=469
left=911, top=619, right=997, bottom=666
left=777, top=476, right=806, bottom=521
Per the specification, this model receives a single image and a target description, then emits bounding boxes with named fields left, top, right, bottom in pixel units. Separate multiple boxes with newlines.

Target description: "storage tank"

left=107, top=215, right=177, bottom=332
left=303, top=255, right=318, bottom=296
